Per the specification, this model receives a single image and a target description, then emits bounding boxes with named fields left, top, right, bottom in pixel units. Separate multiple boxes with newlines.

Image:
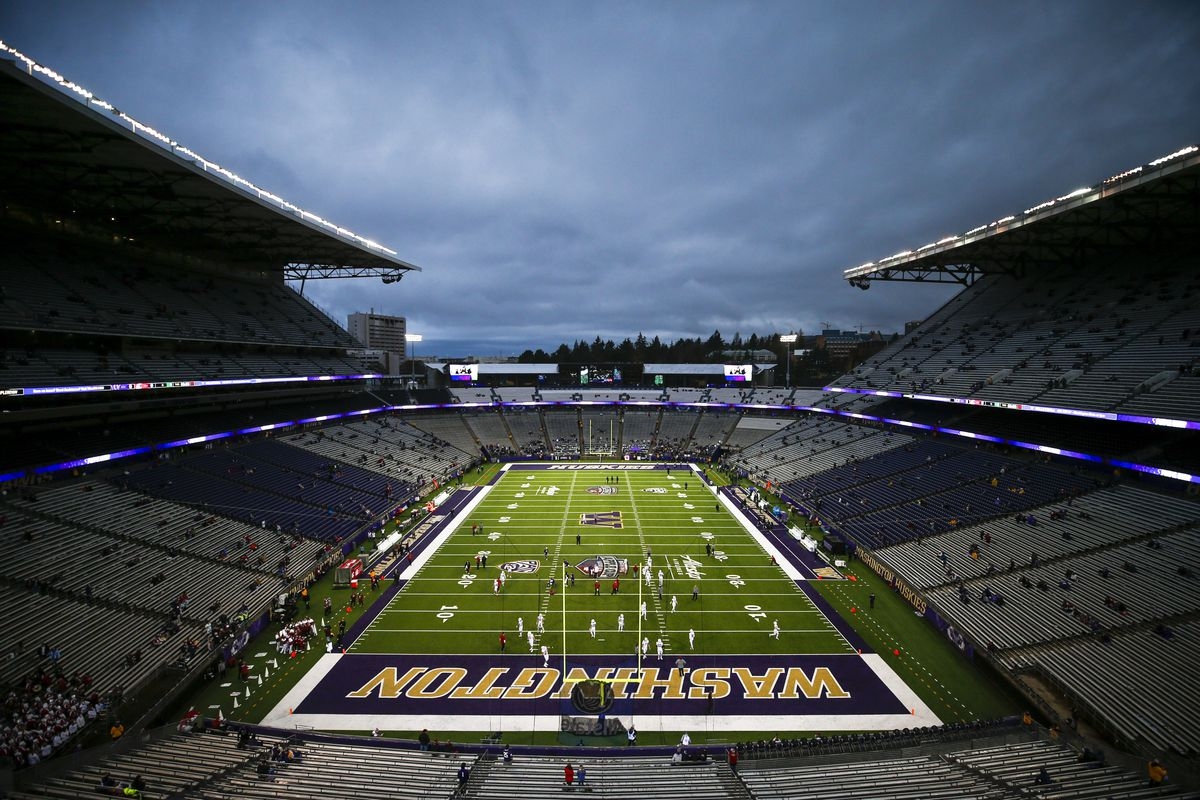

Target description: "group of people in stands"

left=0, top=666, right=108, bottom=768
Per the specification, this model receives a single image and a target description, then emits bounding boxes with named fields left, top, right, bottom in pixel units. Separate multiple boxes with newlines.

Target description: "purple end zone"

left=293, top=653, right=907, bottom=717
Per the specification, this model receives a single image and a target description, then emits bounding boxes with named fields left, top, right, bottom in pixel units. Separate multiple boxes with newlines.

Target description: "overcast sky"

left=3, top=1, right=1199, bottom=357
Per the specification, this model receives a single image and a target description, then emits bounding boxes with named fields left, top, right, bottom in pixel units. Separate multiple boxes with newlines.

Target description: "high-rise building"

left=347, top=311, right=407, bottom=353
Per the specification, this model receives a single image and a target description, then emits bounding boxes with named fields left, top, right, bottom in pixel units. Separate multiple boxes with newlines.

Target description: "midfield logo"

left=587, top=486, right=617, bottom=495
left=579, top=511, right=623, bottom=528
left=575, top=556, right=629, bottom=578
left=498, top=560, right=541, bottom=574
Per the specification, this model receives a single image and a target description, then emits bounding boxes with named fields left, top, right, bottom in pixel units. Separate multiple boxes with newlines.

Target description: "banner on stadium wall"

left=856, top=549, right=928, bottom=615
left=923, top=604, right=975, bottom=661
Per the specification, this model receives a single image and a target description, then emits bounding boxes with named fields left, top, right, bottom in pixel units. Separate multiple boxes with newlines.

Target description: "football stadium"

left=2, top=36, right=1200, bottom=800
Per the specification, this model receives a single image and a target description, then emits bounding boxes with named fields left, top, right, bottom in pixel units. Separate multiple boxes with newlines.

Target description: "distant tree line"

left=516, top=328, right=896, bottom=386
left=517, top=330, right=780, bottom=364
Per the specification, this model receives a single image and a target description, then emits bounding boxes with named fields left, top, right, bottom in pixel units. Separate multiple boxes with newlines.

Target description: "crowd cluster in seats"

left=0, top=666, right=110, bottom=767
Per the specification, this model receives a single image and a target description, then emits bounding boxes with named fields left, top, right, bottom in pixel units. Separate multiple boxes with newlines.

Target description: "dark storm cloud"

left=4, top=0, right=1199, bottom=355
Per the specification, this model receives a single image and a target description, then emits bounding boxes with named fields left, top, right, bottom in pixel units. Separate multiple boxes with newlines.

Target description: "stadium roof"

left=0, top=42, right=421, bottom=282
left=844, top=145, right=1199, bottom=287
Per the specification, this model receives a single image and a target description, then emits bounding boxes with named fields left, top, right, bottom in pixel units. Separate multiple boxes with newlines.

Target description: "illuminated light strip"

left=4, top=400, right=1195, bottom=485
left=160, top=431, right=236, bottom=449
left=843, top=143, right=1198, bottom=278
left=1148, top=146, right=1198, bottom=167
left=5, top=373, right=384, bottom=397
left=33, top=447, right=153, bottom=474
left=803, top=406, right=1191, bottom=481
left=821, top=386, right=1200, bottom=430
left=0, top=41, right=399, bottom=258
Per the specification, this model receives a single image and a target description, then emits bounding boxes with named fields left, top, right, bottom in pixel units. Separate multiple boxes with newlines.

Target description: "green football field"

left=351, top=464, right=854, bottom=660
left=196, top=461, right=1023, bottom=741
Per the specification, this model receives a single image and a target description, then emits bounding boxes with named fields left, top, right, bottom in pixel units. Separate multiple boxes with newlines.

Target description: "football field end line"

left=861, top=652, right=942, bottom=725
left=261, top=652, right=343, bottom=726
left=263, top=709, right=941, bottom=734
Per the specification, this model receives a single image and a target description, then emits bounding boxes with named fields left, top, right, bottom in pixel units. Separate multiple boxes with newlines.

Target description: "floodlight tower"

left=405, top=333, right=423, bottom=381
left=779, top=334, right=798, bottom=389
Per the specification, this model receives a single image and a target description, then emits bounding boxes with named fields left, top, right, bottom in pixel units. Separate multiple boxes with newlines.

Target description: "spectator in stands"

left=458, top=763, right=470, bottom=792
left=563, top=762, right=575, bottom=786
left=1147, top=758, right=1168, bottom=786
left=501, top=744, right=513, bottom=764
left=110, top=720, right=125, bottom=741
left=1035, top=766, right=1053, bottom=785
left=418, top=728, right=430, bottom=751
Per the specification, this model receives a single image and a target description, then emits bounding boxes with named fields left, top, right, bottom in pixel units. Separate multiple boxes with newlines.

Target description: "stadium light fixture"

left=779, top=334, right=798, bottom=389
left=406, top=333, right=423, bottom=382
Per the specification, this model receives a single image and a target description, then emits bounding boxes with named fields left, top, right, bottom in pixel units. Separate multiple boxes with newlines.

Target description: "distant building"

left=347, top=311, right=407, bottom=352
left=818, top=329, right=886, bottom=362
left=347, top=311, right=408, bottom=375
left=718, top=348, right=777, bottom=362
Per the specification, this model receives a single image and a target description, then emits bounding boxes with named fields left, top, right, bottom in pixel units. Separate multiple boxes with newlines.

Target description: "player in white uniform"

left=536, top=613, right=545, bottom=634
left=527, top=630, right=536, bottom=651
left=617, top=613, right=625, bottom=632
left=656, top=638, right=664, bottom=660
left=641, top=637, right=649, bottom=657
left=541, top=644, right=550, bottom=667
left=589, top=618, right=597, bottom=638
left=770, top=619, right=780, bottom=639
left=670, top=595, right=677, bottom=613
left=517, top=617, right=524, bottom=637
left=640, top=601, right=648, bottom=620
left=688, top=628, right=695, bottom=649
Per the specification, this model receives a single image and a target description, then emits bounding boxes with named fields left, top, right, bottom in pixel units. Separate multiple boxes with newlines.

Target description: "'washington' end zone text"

left=346, top=664, right=850, bottom=701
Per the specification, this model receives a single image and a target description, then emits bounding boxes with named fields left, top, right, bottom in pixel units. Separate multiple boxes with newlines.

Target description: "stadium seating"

left=3, top=238, right=360, bottom=351
left=829, top=259, right=1200, bottom=422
